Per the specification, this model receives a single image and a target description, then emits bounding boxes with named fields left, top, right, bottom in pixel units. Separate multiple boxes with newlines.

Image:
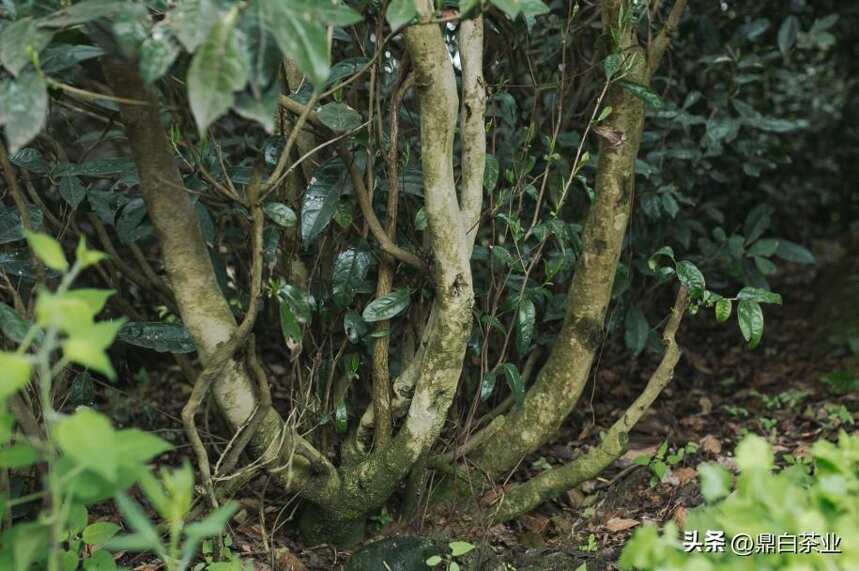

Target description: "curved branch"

left=458, top=15, right=486, bottom=252
left=647, top=0, right=688, bottom=75
left=280, top=96, right=427, bottom=272
left=488, top=287, right=689, bottom=522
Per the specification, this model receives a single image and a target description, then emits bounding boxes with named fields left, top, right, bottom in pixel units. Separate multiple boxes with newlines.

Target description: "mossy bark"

left=469, top=47, right=648, bottom=476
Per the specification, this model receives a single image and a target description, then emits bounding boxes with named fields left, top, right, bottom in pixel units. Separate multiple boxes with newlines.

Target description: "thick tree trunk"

left=461, top=0, right=688, bottom=518
left=102, top=59, right=337, bottom=501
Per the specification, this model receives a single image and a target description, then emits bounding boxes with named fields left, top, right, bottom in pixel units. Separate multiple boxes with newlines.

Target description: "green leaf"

left=0, top=414, right=14, bottom=444
left=187, top=7, right=249, bottom=135
left=335, top=400, right=348, bottom=433
left=59, top=176, right=87, bottom=209
left=480, top=371, right=498, bottom=401
left=617, top=80, right=663, bottom=108
left=167, top=0, right=220, bottom=52
left=261, top=0, right=331, bottom=85
left=61, top=550, right=80, bottom=571
left=63, top=320, right=124, bottom=380
left=737, top=300, right=764, bottom=349
left=110, top=493, right=163, bottom=552
left=0, top=351, right=31, bottom=400
left=426, top=555, right=443, bottom=567
left=491, top=0, right=550, bottom=18
left=82, top=522, right=121, bottom=546
left=647, top=246, right=675, bottom=271
left=24, top=230, right=68, bottom=272
left=115, top=428, right=172, bottom=466
left=279, top=299, right=302, bottom=343
left=0, top=444, right=39, bottom=468
left=747, top=238, right=779, bottom=257
left=698, top=462, right=731, bottom=502
left=624, top=306, right=649, bottom=356
left=603, top=53, right=622, bottom=80
left=0, top=303, right=31, bottom=343
left=42, top=0, right=126, bottom=27
left=54, top=409, right=119, bottom=481
left=362, top=289, right=411, bottom=322
left=386, top=0, right=419, bottom=30
left=737, top=287, right=782, bottom=305
left=117, top=322, right=196, bottom=353
left=278, top=283, right=313, bottom=323
left=317, top=102, right=363, bottom=132
left=301, top=159, right=348, bottom=242
left=284, top=0, right=362, bottom=27
left=263, top=202, right=298, bottom=227
left=332, top=247, right=372, bottom=308
left=54, top=159, right=137, bottom=178
left=516, top=299, right=536, bottom=356
left=675, top=260, right=705, bottom=290
left=140, top=25, right=181, bottom=84
left=778, top=15, right=800, bottom=53
left=343, top=311, right=368, bottom=343
left=83, top=549, right=118, bottom=571
left=715, top=298, right=732, bottom=322
left=0, top=18, right=53, bottom=76
left=449, top=541, right=475, bottom=557
left=1, top=71, right=49, bottom=153
left=484, top=154, right=500, bottom=191
left=501, top=363, right=525, bottom=406
left=184, top=502, right=238, bottom=540
left=234, top=83, right=281, bottom=134
left=775, top=240, right=815, bottom=264
left=76, top=237, right=109, bottom=269
left=735, top=433, right=773, bottom=472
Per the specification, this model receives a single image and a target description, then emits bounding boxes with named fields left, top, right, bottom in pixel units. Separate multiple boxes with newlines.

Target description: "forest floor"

left=106, top=253, right=857, bottom=571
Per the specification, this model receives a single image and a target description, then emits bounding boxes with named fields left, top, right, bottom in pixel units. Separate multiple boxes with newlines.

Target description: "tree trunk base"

left=298, top=504, right=367, bottom=547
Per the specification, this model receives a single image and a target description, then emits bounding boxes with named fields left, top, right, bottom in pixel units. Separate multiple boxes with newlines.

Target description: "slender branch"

left=280, top=95, right=427, bottom=271
left=647, top=0, right=688, bottom=74
left=458, top=15, right=486, bottom=252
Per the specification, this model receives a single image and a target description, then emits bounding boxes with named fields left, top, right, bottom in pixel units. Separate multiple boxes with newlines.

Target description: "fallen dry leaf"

left=673, top=505, right=688, bottom=528
left=605, top=517, right=640, bottom=532
left=700, top=434, right=722, bottom=455
left=275, top=548, right=307, bottom=571
left=674, top=467, right=698, bottom=486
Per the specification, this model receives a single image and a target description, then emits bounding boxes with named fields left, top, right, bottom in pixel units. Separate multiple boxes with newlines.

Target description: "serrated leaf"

left=715, top=298, right=732, bottom=322
left=0, top=444, right=39, bottom=468
left=362, top=289, right=411, bottom=322
left=83, top=522, right=121, bottom=546
left=25, top=230, right=68, bottom=272
left=54, top=409, right=118, bottom=481
left=59, top=176, right=87, bottom=209
left=737, top=287, right=782, bottom=305
left=140, top=24, right=181, bottom=84
left=335, top=400, right=348, bottom=433
left=261, top=0, right=330, bottom=85
left=484, top=154, right=499, bottom=191
left=516, top=298, right=536, bottom=356
left=317, top=102, right=363, bottom=132
left=263, top=202, right=297, bottom=227
left=332, top=247, right=372, bottom=307
left=618, top=80, right=663, bottom=108
left=117, top=321, right=197, bottom=353
left=775, top=240, right=815, bottom=264
left=1, top=71, right=48, bottom=153
left=480, top=371, right=498, bottom=401
left=675, top=260, right=705, bottom=290
left=0, top=18, right=53, bottom=76
left=737, top=300, right=764, bottom=349
left=492, top=0, right=550, bottom=18
left=778, top=15, right=800, bottom=53
left=386, top=0, right=419, bottom=30
left=301, top=159, right=348, bottom=242
left=42, top=0, right=125, bottom=27
left=501, top=363, right=525, bottom=406
left=624, top=306, right=648, bottom=356
left=187, top=7, right=249, bottom=135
